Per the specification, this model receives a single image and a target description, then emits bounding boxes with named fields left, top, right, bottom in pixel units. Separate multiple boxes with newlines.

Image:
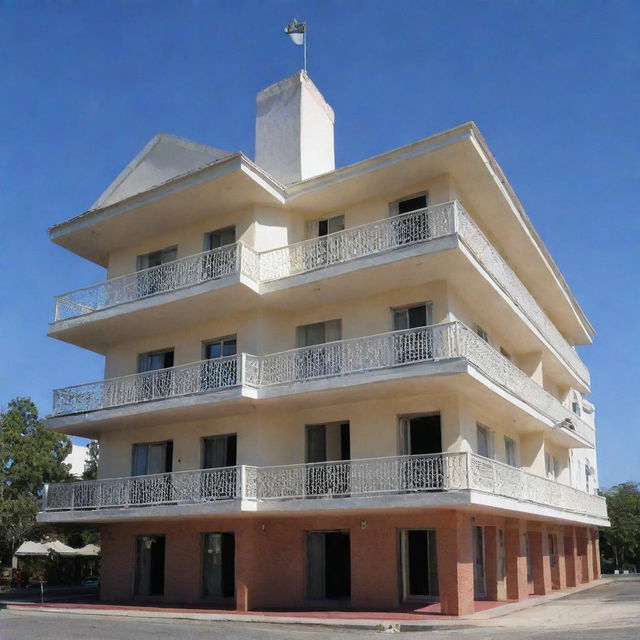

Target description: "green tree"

left=82, top=441, right=99, bottom=481
left=599, top=482, right=640, bottom=571
left=0, top=397, right=72, bottom=564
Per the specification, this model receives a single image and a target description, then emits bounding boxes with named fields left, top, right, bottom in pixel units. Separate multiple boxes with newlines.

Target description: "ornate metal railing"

left=50, top=322, right=594, bottom=446
left=456, top=206, right=589, bottom=386
left=41, top=453, right=607, bottom=519
left=52, top=355, right=239, bottom=415
left=467, top=453, right=608, bottom=519
left=257, top=202, right=456, bottom=281
left=244, top=323, right=457, bottom=387
left=51, top=201, right=588, bottom=388
left=43, top=465, right=243, bottom=511
left=53, top=243, right=241, bottom=321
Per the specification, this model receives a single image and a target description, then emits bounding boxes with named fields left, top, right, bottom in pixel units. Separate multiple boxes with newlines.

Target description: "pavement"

left=0, top=576, right=638, bottom=638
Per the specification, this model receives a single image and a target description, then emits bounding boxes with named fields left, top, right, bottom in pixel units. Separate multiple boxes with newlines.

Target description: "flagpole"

left=303, top=24, right=307, bottom=73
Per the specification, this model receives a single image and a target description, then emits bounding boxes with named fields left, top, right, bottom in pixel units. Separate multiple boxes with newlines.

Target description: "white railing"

left=245, top=323, right=457, bottom=387
left=53, top=243, right=241, bottom=321
left=50, top=322, right=594, bottom=446
left=52, top=355, right=239, bottom=415
left=51, top=202, right=587, bottom=386
left=257, top=202, right=456, bottom=281
left=41, top=452, right=607, bottom=520
left=456, top=206, right=589, bottom=386
left=43, top=465, right=243, bottom=511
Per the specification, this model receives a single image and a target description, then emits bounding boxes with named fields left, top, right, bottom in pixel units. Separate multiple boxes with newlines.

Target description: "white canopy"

left=14, top=540, right=100, bottom=557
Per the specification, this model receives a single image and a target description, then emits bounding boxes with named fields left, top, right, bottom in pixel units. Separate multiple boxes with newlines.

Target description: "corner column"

left=437, top=512, right=475, bottom=616
left=564, top=526, right=579, bottom=587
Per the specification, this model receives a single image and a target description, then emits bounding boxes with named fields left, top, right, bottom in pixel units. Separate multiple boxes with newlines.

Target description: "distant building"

left=39, top=71, right=607, bottom=614
left=64, top=443, right=88, bottom=478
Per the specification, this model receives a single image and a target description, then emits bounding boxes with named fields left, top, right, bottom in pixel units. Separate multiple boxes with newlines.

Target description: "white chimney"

left=255, top=71, right=335, bottom=185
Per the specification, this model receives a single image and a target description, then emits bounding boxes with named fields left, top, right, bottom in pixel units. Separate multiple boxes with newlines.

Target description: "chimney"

left=255, top=71, right=335, bottom=185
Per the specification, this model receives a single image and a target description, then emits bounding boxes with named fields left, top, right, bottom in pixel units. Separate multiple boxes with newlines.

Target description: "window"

left=476, top=424, right=493, bottom=459
left=204, top=336, right=237, bottom=360
left=297, top=319, right=342, bottom=347
left=548, top=534, right=558, bottom=568
left=202, top=434, right=237, bottom=469
left=393, top=303, right=432, bottom=331
left=306, top=215, right=344, bottom=239
left=137, top=246, right=177, bottom=271
left=545, top=453, right=561, bottom=480
left=475, top=325, right=490, bottom=344
left=389, top=192, right=428, bottom=216
left=504, top=436, right=518, bottom=467
left=138, top=349, right=174, bottom=372
left=204, top=226, right=236, bottom=251
left=131, top=441, right=173, bottom=476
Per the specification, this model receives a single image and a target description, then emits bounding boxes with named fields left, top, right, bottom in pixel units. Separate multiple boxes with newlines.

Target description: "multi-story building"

left=39, top=71, right=608, bottom=615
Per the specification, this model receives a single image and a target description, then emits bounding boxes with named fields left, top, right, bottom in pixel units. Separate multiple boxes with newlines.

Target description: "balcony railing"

left=52, top=201, right=588, bottom=387
left=49, top=323, right=594, bottom=445
left=52, top=355, right=239, bottom=415
left=53, top=243, right=241, bottom=321
left=41, top=452, right=608, bottom=521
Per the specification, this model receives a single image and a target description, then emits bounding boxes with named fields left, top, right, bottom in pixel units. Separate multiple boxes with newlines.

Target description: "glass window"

left=390, top=192, right=428, bottom=216
left=204, top=336, right=237, bottom=360
left=504, top=436, right=518, bottom=467
left=134, top=535, right=165, bottom=596
left=131, top=441, right=172, bottom=476
left=477, top=424, right=493, bottom=458
left=296, top=319, right=342, bottom=347
left=138, top=349, right=174, bottom=372
left=204, top=226, right=236, bottom=251
left=306, top=215, right=344, bottom=239
left=137, top=246, right=177, bottom=271
left=202, top=434, right=237, bottom=469
left=393, top=303, right=432, bottom=331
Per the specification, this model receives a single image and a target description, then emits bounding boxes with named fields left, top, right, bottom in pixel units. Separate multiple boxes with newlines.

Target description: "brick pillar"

left=592, top=529, right=602, bottom=579
left=555, top=528, right=567, bottom=590
left=576, top=528, right=590, bottom=584
left=235, top=523, right=261, bottom=611
left=528, top=529, right=552, bottom=595
left=505, top=519, right=528, bottom=601
left=484, top=526, right=507, bottom=601
left=584, top=528, right=595, bottom=583
left=564, top=526, right=578, bottom=587
left=437, top=512, right=475, bottom=616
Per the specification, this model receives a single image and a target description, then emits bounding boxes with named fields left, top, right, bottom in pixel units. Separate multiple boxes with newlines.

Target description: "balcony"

left=50, top=202, right=588, bottom=387
left=49, top=322, right=595, bottom=447
left=38, top=452, right=608, bottom=525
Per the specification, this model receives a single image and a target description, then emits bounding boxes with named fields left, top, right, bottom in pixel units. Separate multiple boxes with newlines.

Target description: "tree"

left=82, top=441, right=99, bottom=481
left=0, top=397, right=72, bottom=564
left=599, top=482, right=640, bottom=571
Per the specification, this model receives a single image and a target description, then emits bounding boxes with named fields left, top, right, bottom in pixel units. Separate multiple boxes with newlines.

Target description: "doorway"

left=400, top=415, right=443, bottom=490
left=305, top=423, right=350, bottom=496
left=202, top=532, right=235, bottom=600
left=473, top=526, right=486, bottom=599
left=134, top=535, right=165, bottom=596
left=306, top=531, right=351, bottom=600
left=201, top=434, right=237, bottom=499
left=401, top=529, right=439, bottom=600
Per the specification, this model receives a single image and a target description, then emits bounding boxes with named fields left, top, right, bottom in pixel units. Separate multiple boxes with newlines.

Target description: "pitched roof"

left=92, top=134, right=232, bottom=209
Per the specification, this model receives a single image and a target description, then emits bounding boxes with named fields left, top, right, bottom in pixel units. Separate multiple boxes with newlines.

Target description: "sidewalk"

left=0, top=579, right=609, bottom=631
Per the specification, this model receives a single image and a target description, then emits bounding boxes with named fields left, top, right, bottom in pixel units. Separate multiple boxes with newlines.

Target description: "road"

left=1, top=577, right=638, bottom=639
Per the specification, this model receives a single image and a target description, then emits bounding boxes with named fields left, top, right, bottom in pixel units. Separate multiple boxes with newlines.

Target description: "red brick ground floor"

left=99, top=509, right=601, bottom=616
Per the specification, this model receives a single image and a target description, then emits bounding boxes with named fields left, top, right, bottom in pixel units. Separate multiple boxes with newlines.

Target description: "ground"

left=0, top=577, right=638, bottom=639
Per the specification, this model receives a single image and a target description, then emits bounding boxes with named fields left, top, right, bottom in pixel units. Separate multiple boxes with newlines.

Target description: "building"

left=38, top=71, right=608, bottom=615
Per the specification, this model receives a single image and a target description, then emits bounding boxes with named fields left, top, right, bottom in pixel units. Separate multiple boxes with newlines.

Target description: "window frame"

left=203, top=226, right=236, bottom=251
left=389, top=191, right=429, bottom=216
left=202, top=335, right=238, bottom=361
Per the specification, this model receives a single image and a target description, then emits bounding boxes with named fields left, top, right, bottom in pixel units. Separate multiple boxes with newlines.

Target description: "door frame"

left=399, top=528, right=439, bottom=602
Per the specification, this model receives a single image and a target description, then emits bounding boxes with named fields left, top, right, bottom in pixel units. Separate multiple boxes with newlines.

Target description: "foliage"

left=0, top=397, right=72, bottom=564
left=82, top=441, right=99, bottom=481
left=599, top=482, right=640, bottom=570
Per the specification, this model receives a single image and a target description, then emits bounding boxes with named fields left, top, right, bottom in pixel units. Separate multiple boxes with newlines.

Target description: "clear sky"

left=1, top=1, right=638, bottom=488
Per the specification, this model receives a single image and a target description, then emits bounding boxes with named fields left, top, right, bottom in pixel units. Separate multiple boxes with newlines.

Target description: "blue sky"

left=0, top=1, right=638, bottom=487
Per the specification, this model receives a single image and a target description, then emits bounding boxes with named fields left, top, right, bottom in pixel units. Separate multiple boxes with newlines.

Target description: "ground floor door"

left=473, top=526, right=486, bottom=599
left=306, top=531, right=351, bottom=600
left=401, top=529, right=439, bottom=600
left=202, top=532, right=235, bottom=600
left=134, top=535, right=165, bottom=596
